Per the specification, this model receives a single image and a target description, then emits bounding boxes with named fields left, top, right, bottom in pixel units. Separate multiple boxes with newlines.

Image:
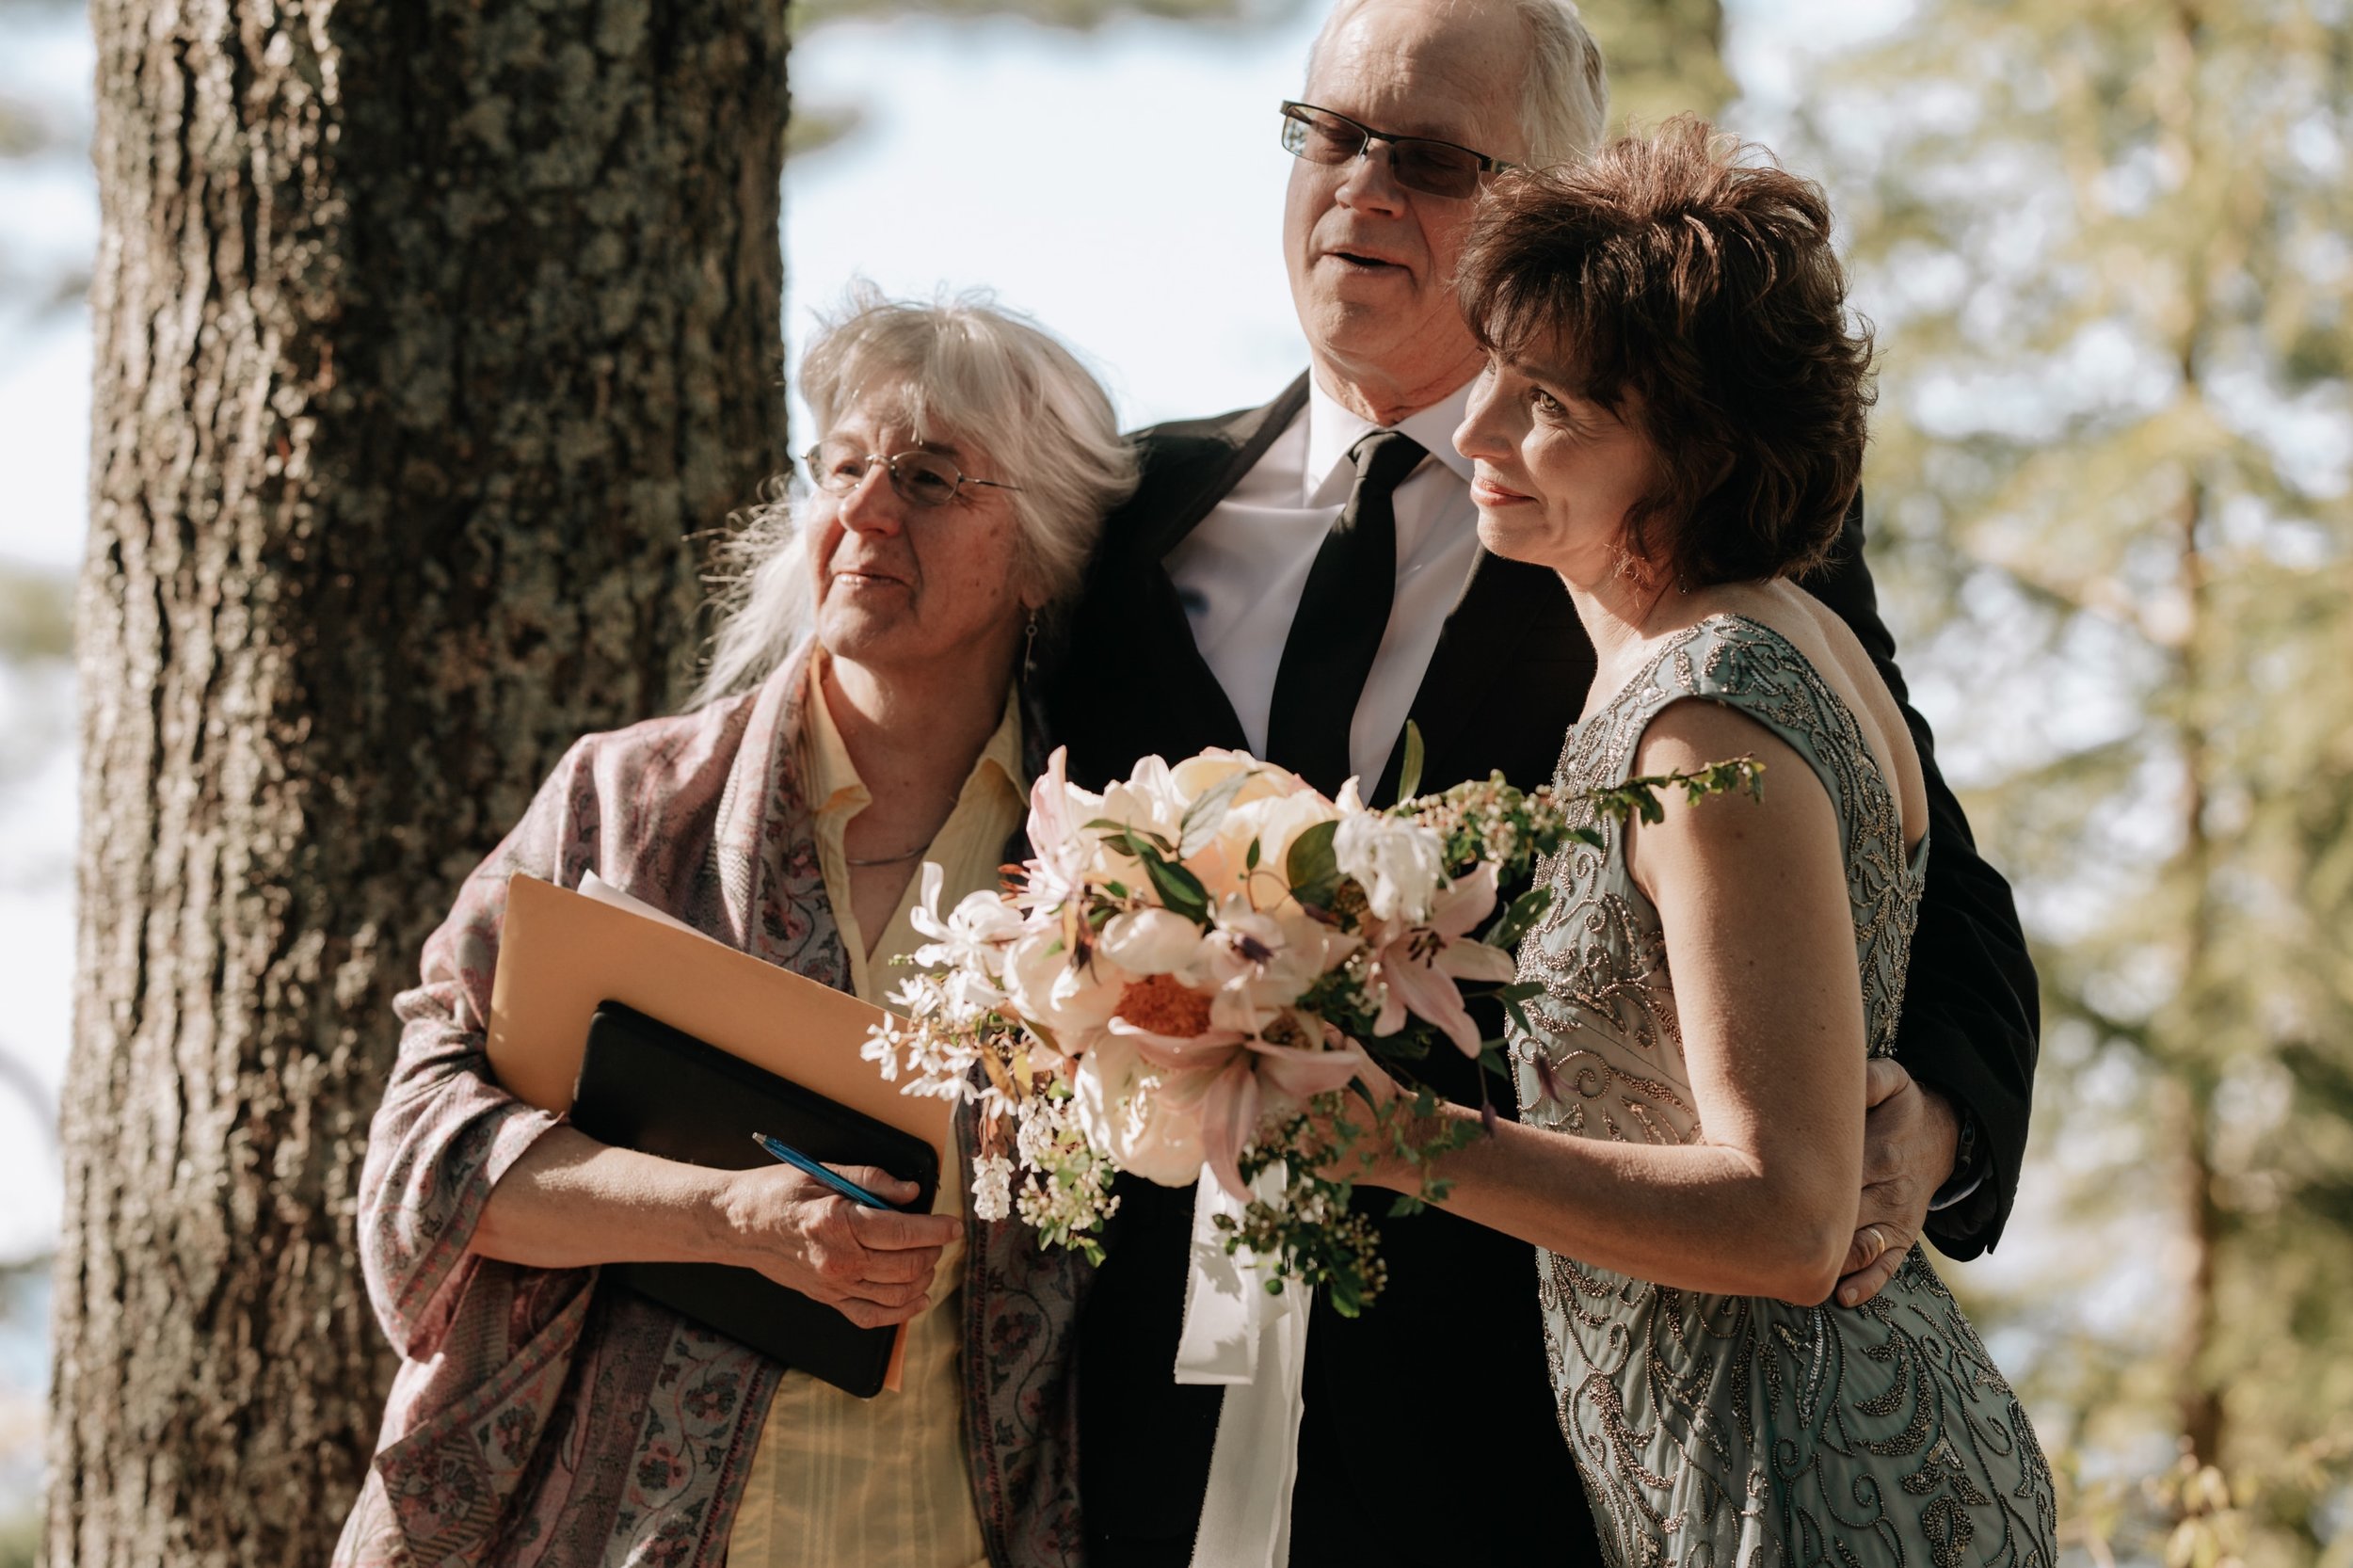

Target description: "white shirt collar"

left=1302, top=373, right=1478, bottom=506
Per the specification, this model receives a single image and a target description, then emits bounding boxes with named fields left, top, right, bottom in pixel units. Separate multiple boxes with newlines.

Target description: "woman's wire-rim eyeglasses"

left=801, top=441, right=1024, bottom=508
left=1278, top=100, right=1516, bottom=200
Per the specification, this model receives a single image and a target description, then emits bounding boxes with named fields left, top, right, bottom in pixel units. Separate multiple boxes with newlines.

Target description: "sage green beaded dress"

left=1509, top=615, right=2057, bottom=1568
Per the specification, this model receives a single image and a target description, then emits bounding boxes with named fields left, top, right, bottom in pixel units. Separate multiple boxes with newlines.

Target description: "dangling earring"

left=1021, top=608, right=1041, bottom=680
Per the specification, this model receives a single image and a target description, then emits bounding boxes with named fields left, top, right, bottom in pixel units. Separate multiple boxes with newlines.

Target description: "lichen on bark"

left=52, top=1, right=789, bottom=1560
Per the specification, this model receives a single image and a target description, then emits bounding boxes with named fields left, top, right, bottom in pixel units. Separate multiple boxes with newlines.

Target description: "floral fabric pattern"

left=333, top=644, right=1090, bottom=1568
left=1510, top=616, right=2057, bottom=1568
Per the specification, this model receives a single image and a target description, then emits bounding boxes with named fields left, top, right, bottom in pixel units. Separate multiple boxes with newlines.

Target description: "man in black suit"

left=1040, top=0, right=2039, bottom=1561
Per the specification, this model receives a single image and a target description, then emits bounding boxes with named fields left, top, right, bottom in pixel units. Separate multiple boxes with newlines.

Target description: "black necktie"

left=1265, top=429, right=1427, bottom=794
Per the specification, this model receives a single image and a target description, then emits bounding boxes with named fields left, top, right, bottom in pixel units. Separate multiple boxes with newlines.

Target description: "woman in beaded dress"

left=1348, top=123, right=2058, bottom=1567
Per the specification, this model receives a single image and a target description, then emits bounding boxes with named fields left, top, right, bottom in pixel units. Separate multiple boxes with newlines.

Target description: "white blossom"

left=1334, top=812, right=1447, bottom=923
left=970, top=1154, right=1015, bottom=1222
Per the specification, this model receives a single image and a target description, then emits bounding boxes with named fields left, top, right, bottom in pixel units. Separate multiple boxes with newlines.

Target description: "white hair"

left=1306, top=0, right=1609, bottom=169
left=695, top=283, right=1138, bottom=705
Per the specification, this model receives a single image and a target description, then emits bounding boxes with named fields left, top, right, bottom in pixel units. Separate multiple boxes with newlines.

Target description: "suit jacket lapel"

left=1123, top=375, right=1315, bottom=754
left=1370, top=547, right=1585, bottom=804
left=1049, top=376, right=1314, bottom=785
left=1138, top=373, right=1311, bottom=562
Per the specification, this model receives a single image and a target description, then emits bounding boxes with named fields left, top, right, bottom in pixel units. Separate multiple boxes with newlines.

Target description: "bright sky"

left=782, top=8, right=1320, bottom=438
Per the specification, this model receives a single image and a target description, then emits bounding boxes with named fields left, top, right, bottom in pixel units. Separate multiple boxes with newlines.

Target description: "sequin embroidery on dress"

left=1510, top=615, right=2057, bottom=1568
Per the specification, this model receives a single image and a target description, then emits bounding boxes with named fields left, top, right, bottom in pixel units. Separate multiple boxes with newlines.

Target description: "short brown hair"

left=1455, top=119, right=1875, bottom=587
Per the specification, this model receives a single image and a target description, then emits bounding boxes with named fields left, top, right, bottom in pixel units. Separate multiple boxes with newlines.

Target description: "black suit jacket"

left=1042, top=376, right=2040, bottom=1568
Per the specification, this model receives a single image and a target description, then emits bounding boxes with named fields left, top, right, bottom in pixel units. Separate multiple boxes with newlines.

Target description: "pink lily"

left=1021, top=746, right=1096, bottom=908
left=1369, top=862, right=1519, bottom=1058
left=1111, top=1016, right=1369, bottom=1200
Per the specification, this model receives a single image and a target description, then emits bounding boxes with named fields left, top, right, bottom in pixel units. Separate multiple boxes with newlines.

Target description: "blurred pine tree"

left=1582, top=0, right=1733, bottom=129
left=1819, top=0, right=2353, bottom=1560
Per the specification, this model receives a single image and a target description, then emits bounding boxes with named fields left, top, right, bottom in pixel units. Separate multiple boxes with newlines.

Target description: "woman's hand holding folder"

left=472, top=1128, right=960, bottom=1330
left=719, top=1160, right=960, bottom=1329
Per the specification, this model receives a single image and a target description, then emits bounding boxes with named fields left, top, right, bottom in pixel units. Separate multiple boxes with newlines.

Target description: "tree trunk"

left=49, top=0, right=787, bottom=1560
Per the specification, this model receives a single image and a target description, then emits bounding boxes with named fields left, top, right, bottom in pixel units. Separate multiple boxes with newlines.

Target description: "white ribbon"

left=1174, top=1172, right=1311, bottom=1568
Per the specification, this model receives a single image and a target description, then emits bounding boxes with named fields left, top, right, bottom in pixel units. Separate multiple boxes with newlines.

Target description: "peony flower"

left=1364, top=861, right=1518, bottom=1056
left=1189, top=789, right=1345, bottom=906
left=1169, top=750, right=1314, bottom=808
left=1000, top=927, right=1130, bottom=1059
left=1112, top=973, right=1217, bottom=1039
left=1071, top=1033, right=1214, bottom=1186
left=1334, top=811, right=1448, bottom=924
left=1098, top=907, right=1209, bottom=977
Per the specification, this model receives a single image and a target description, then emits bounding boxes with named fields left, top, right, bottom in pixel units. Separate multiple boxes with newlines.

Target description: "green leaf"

left=1245, top=836, right=1261, bottom=872
left=1386, top=1192, right=1429, bottom=1218
left=1396, top=719, right=1427, bottom=803
left=1142, top=853, right=1211, bottom=923
left=1082, top=816, right=1175, bottom=855
left=1287, top=819, right=1342, bottom=907
left=1178, top=767, right=1257, bottom=858
left=1481, top=885, right=1555, bottom=951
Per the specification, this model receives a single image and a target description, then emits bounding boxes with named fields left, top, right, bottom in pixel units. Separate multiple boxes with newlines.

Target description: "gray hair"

left=696, top=283, right=1139, bottom=704
left=1306, top=0, right=1609, bottom=169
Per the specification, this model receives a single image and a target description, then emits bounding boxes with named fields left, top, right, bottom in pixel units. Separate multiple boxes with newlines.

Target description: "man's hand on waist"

left=1836, top=1057, right=1965, bottom=1307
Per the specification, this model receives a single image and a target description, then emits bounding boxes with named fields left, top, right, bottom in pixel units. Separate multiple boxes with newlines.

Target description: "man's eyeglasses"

left=1278, top=101, right=1514, bottom=200
left=801, top=440, right=1022, bottom=508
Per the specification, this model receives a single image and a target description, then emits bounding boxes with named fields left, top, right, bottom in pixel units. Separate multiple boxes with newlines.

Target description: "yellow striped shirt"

left=727, top=659, right=1023, bottom=1568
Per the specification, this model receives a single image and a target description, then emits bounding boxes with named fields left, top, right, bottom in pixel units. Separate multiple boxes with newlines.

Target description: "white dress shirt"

left=1163, top=374, right=1481, bottom=789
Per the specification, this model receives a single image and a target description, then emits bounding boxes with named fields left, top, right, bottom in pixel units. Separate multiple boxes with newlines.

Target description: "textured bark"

left=50, top=0, right=787, bottom=1561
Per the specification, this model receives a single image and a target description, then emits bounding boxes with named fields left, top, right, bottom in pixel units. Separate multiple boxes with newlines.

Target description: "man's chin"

left=1305, top=297, right=1415, bottom=368
left=1312, top=259, right=1416, bottom=304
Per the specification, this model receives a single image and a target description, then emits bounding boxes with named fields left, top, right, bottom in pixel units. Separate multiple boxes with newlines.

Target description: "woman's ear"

left=1016, top=565, right=1051, bottom=617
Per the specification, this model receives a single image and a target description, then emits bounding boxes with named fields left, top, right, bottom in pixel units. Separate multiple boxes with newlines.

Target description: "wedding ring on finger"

left=1861, top=1224, right=1885, bottom=1259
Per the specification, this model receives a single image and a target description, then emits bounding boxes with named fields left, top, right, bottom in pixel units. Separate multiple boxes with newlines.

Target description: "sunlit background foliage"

left=1, top=0, right=2347, bottom=1562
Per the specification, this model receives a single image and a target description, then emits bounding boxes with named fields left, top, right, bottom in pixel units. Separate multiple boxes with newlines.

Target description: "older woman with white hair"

left=335, top=286, right=1137, bottom=1568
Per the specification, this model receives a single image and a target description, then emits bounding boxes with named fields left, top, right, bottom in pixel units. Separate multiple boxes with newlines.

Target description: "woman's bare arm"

left=1367, top=699, right=1866, bottom=1304
left=472, top=1126, right=962, bottom=1329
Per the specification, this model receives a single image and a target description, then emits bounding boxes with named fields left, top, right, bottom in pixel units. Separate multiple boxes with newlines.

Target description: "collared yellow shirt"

left=728, top=657, right=1024, bottom=1568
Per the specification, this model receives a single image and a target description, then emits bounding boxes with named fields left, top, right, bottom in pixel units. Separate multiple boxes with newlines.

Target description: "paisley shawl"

left=334, top=641, right=1090, bottom=1568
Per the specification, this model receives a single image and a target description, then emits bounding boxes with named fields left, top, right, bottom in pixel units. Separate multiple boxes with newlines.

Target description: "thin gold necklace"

left=844, top=792, right=958, bottom=867
left=844, top=843, right=928, bottom=868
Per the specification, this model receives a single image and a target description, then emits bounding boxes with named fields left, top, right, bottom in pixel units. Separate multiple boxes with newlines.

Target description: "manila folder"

left=485, top=872, right=953, bottom=1173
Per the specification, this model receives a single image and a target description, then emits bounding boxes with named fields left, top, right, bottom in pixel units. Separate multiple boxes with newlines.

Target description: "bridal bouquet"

left=862, top=734, right=1761, bottom=1314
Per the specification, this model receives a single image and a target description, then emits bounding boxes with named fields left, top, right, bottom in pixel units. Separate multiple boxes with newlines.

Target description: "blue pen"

left=749, top=1131, right=904, bottom=1210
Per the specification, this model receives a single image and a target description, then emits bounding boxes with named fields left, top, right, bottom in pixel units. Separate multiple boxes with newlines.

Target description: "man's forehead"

left=1305, top=0, right=1528, bottom=149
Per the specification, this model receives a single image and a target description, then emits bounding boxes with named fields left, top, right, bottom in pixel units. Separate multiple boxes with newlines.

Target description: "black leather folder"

left=568, top=1000, right=942, bottom=1398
